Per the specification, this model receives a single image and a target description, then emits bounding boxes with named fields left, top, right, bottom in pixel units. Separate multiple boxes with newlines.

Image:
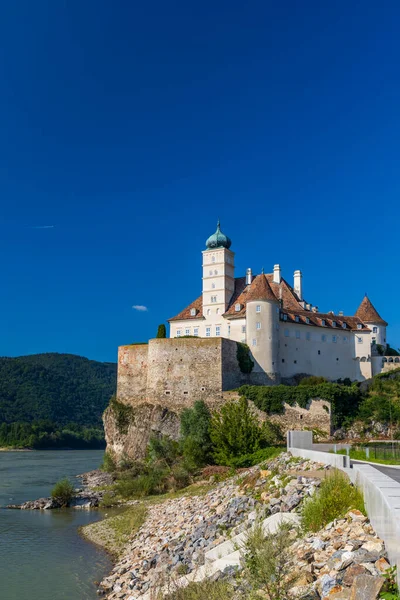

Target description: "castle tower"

left=355, top=295, right=388, bottom=348
left=246, top=274, right=280, bottom=384
left=202, top=221, right=235, bottom=322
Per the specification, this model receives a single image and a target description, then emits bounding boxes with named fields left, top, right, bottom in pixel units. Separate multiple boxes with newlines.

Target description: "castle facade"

left=169, top=221, right=392, bottom=383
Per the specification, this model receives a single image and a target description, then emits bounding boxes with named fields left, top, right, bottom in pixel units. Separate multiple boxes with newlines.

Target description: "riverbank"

left=81, top=453, right=393, bottom=599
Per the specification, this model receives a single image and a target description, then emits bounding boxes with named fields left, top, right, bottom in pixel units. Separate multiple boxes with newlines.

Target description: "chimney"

left=312, top=306, right=318, bottom=313
left=273, top=264, right=281, bottom=284
left=339, top=311, right=344, bottom=316
left=294, top=269, right=303, bottom=300
left=246, top=268, right=252, bottom=285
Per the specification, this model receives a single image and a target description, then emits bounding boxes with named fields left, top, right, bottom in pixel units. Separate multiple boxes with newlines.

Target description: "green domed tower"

left=205, top=220, right=232, bottom=250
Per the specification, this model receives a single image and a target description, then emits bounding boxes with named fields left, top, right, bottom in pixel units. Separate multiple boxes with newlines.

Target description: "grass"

left=159, top=579, right=234, bottom=600
left=335, top=448, right=400, bottom=466
left=301, top=469, right=365, bottom=532
left=81, top=504, right=147, bottom=555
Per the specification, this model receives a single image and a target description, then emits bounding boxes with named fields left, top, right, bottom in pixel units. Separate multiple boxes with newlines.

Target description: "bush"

left=156, top=324, right=167, bottom=338
left=210, top=397, right=263, bottom=465
left=260, top=420, right=284, bottom=445
left=110, top=396, right=135, bottom=435
left=101, top=451, right=116, bottom=472
left=227, top=446, right=283, bottom=468
left=298, top=375, right=327, bottom=386
left=236, top=342, right=254, bottom=373
left=148, top=435, right=179, bottom=467
left=51, top=478, right=75, bottom=506
left=162, top=579, right=234, bottom=600
left=242, top=520, right=297, bottom=600
left=115, top=468, right=167, bottom=498
left=180, top=401, right=212, bottom=467
left=301, top=469, right=365, bottom=532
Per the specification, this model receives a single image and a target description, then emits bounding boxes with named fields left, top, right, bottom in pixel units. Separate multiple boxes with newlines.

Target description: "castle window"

left=357, top=323, right=363, bottom=330
left=282, top=358, right=285, bottom=363
left=228, top=325, right=231, bottom=336
left=241, top=325, right=246, bottom=333
left=256, top=305, right=261, bottom=313
left=306, top=332, right=311, bottom=341
left=185, top=328, right=190, bottom=335
left=373, top=326, right=378, bottom=333
left=183, top=391, right=188, bottom=395
left=211, top=283, right=216, bottom=289
left=165, top=391, right=171, bottom=395
left=283, top=314, right=288, bottom=321
left=256, top=322, right=261, bottom=330
left=211, top=296, right=217, bottom=303
left=209, top=270, right=213, bottom=276
left=177, top=330, right=181, bottom=337
left=358, top=336, right=363, bottom=344
left=332, top=335, right=337, bottom=343
left=318, top=350, right=321, bottom=355
left=206, top=327, right=211, bottom=337
left=217, top=308, right=221, bottom=315
left=306, top=317, right=310, bottom=324
left=252, top=338, right=257, bottom=346
left=321, top=334, right=326, bottom=342
left=212, top=256, right=216, bottom=263
left=284, top=329, right=289, bottom=337
left=207, top=309, right=211, bottom=316
left=194, top=328, right=199, bottom=336
left=215, top=326, right=221, bottom=336
left=295, top=316, right=299, bottom=323
left=214, top=270, right=218, bottom=275
left=296, top=330, right=300, bottom=339
left=332, top=321, right=337, bottom=327
left=342, top=323, right=347, bottom=329
left=321, top=319, right=326, bottom=326
left=294, top=360, right=297, bottom=364
left=343, top=336, right=348, bottom=342
left=190, top=308, right=197, bottom=316
left=235, top=303, right=241, bottom=312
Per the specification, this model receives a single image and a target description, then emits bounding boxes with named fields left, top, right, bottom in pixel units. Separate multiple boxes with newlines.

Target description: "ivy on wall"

left=110, top=395, right=135, bottom=435
left=236, top=342, right=254, bottom=374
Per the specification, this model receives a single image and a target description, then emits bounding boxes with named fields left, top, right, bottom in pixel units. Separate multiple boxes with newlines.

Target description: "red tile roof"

left=355, top=296, right=388, bottom=326
left=168, top=274, right=384, bottom=331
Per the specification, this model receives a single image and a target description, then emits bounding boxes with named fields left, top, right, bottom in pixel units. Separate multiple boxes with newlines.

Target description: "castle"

left=168, top=221, right=393, bottom=382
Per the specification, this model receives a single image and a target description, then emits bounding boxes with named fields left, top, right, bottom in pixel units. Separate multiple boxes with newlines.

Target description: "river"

left=0, top=450, right=112, bottom=600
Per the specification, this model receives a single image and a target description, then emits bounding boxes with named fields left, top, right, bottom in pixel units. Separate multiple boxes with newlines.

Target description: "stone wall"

left=268, top=399, right=332, bottom=436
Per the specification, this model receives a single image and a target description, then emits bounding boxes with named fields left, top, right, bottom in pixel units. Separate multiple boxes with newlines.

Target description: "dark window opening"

left=165, top=391, right=171, bottom=395
left=282, top=359, right=285, bottom=363
left=318, top=350, right=321, bottom=355
left=294, top=360, right=297, bottom=364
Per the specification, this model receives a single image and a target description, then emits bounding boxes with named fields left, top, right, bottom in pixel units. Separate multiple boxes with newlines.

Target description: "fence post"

left=334, top=444, right=337, bottom=454
left=366, top=447, right=370, bottom=459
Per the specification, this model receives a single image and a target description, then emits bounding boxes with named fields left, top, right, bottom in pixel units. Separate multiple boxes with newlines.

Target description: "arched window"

left=207, top=309, right=211, bottom=316
left=214, top=270, right=218, bottom=275
left=211, top=256, right=216, bottom=263
left=211, top=283, right=215, bottom=289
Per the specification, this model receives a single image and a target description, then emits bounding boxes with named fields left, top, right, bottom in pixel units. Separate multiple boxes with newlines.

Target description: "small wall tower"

left=246, top=274, right=280, bottom=384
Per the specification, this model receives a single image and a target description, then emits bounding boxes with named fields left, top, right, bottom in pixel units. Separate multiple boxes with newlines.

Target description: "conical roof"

left=355, top=296, right=388, bottom=325
left=205, top=220, right=232, bottom=250
left=246, top=274, right=277, bottom=303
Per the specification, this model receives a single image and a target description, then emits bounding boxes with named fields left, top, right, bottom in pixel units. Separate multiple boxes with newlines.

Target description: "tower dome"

left=205, top=220, right=232, bottom=249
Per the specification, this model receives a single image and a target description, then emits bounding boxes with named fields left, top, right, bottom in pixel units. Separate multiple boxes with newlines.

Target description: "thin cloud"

left=30, top=225, right=55, bottom=229
left=132, top=305, right=148, bottom=312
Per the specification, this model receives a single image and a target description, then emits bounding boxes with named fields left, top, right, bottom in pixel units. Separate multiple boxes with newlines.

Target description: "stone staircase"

left=140, top=512, right=300, bottom=599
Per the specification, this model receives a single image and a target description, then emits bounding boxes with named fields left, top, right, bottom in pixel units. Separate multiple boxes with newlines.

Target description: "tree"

left=180, top=400, right=212, bottom=467
left=210, top=398, right=262, bottom=465
left=156, top=324, right=167, bottom=338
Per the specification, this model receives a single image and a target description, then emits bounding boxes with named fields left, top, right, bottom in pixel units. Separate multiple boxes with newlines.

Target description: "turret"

left=246, top=274, right=280, bottom=383
left=355, top=295, right=388, bottom=348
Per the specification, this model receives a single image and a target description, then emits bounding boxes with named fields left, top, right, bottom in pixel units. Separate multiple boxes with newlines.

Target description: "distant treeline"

left=0, top=420, right=105, bottom=449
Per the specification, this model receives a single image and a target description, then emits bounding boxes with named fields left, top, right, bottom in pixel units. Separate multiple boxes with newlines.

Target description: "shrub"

left=180, top=401, right=212, bottom=467
left=236, top=342, right=254, bottom=373
left=51, top=478, right=75, bottom=506
left=227, top=446, right=283, bottom=468
left=115, top=468, right=167, bottom=498
left=242, top=520, right=297, bottom=600
left=162, top=579, right=234, bottom=600
left=260, top=420, right=284, bottom=445
left=170, top=463, right=191, bottom=491
left=298, top=375, right=327, bottom=386
left=156, top=324, right=167, bottom=338
left=101, top=451, right=116, bottom=473
left=210, top=397, right=263, bottom=465
left=148, top=435, right=179, bottom=467
left=301, top=469, right=365, bottom=532
left=109, top=396, right=135, bottom=435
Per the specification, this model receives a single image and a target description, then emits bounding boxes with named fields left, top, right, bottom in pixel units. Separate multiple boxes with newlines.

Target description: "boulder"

left=349, top=574, right=384, bottom=600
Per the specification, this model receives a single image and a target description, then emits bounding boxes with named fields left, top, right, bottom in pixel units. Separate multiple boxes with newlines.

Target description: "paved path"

left=352, top=461, right=400, bottom=484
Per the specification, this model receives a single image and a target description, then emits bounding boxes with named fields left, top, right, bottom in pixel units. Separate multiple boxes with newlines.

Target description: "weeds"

left=160, top=578, right=234, bottom=600
left=301, top=469, right=365, bottom=532
left=51, top=478, right=75, bottom=506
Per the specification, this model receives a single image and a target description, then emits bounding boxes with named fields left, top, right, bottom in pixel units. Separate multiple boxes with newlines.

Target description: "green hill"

left=0, top=353, right=117, bottom=449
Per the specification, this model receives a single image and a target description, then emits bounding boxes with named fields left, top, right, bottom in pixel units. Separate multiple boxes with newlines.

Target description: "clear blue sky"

left=1, top=1, right=399, bottom=362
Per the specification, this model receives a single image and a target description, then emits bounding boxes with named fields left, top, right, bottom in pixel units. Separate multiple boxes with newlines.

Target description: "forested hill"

left=0, top=353, right=117, bottom=427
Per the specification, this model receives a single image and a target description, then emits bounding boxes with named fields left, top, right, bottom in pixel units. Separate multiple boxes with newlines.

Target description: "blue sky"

left=0, top=1, right=399, bottom=362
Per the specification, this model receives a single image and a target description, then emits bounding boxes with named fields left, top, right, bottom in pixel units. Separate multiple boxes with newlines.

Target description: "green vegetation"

left=335, top=448, right=400, bottom=466
left=0, top=353, right=116, bottom=448
left=298, top=375, right=327, bottom=386
left=101, top=451, right=117, bottom=472
left=380, top=566, right=399, bottom=600
left=210, top=397, right=283, bottom=466
left=239, top=382, right=361, bottom=427
left=0, top=421, right=105, bottom=449
left=227, top=446, right=283, bottom=468
left=180, top=400, right=212, bottom=467
left=162, top=579, right=234, bottom=600
left=236, top=342, right=254, bottom=373
left=51, top=478, right=75, bottom=506
left=109, top=396, right=135, bottom=434
left=301, top=469, right=365, bottom=532
left=156, top=324, right=167, bottom=338
left=243, top=521, right=297, bottom=600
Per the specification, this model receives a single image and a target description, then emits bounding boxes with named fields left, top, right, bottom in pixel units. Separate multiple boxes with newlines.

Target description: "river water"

left=0, top=450, right=112, bottom=600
